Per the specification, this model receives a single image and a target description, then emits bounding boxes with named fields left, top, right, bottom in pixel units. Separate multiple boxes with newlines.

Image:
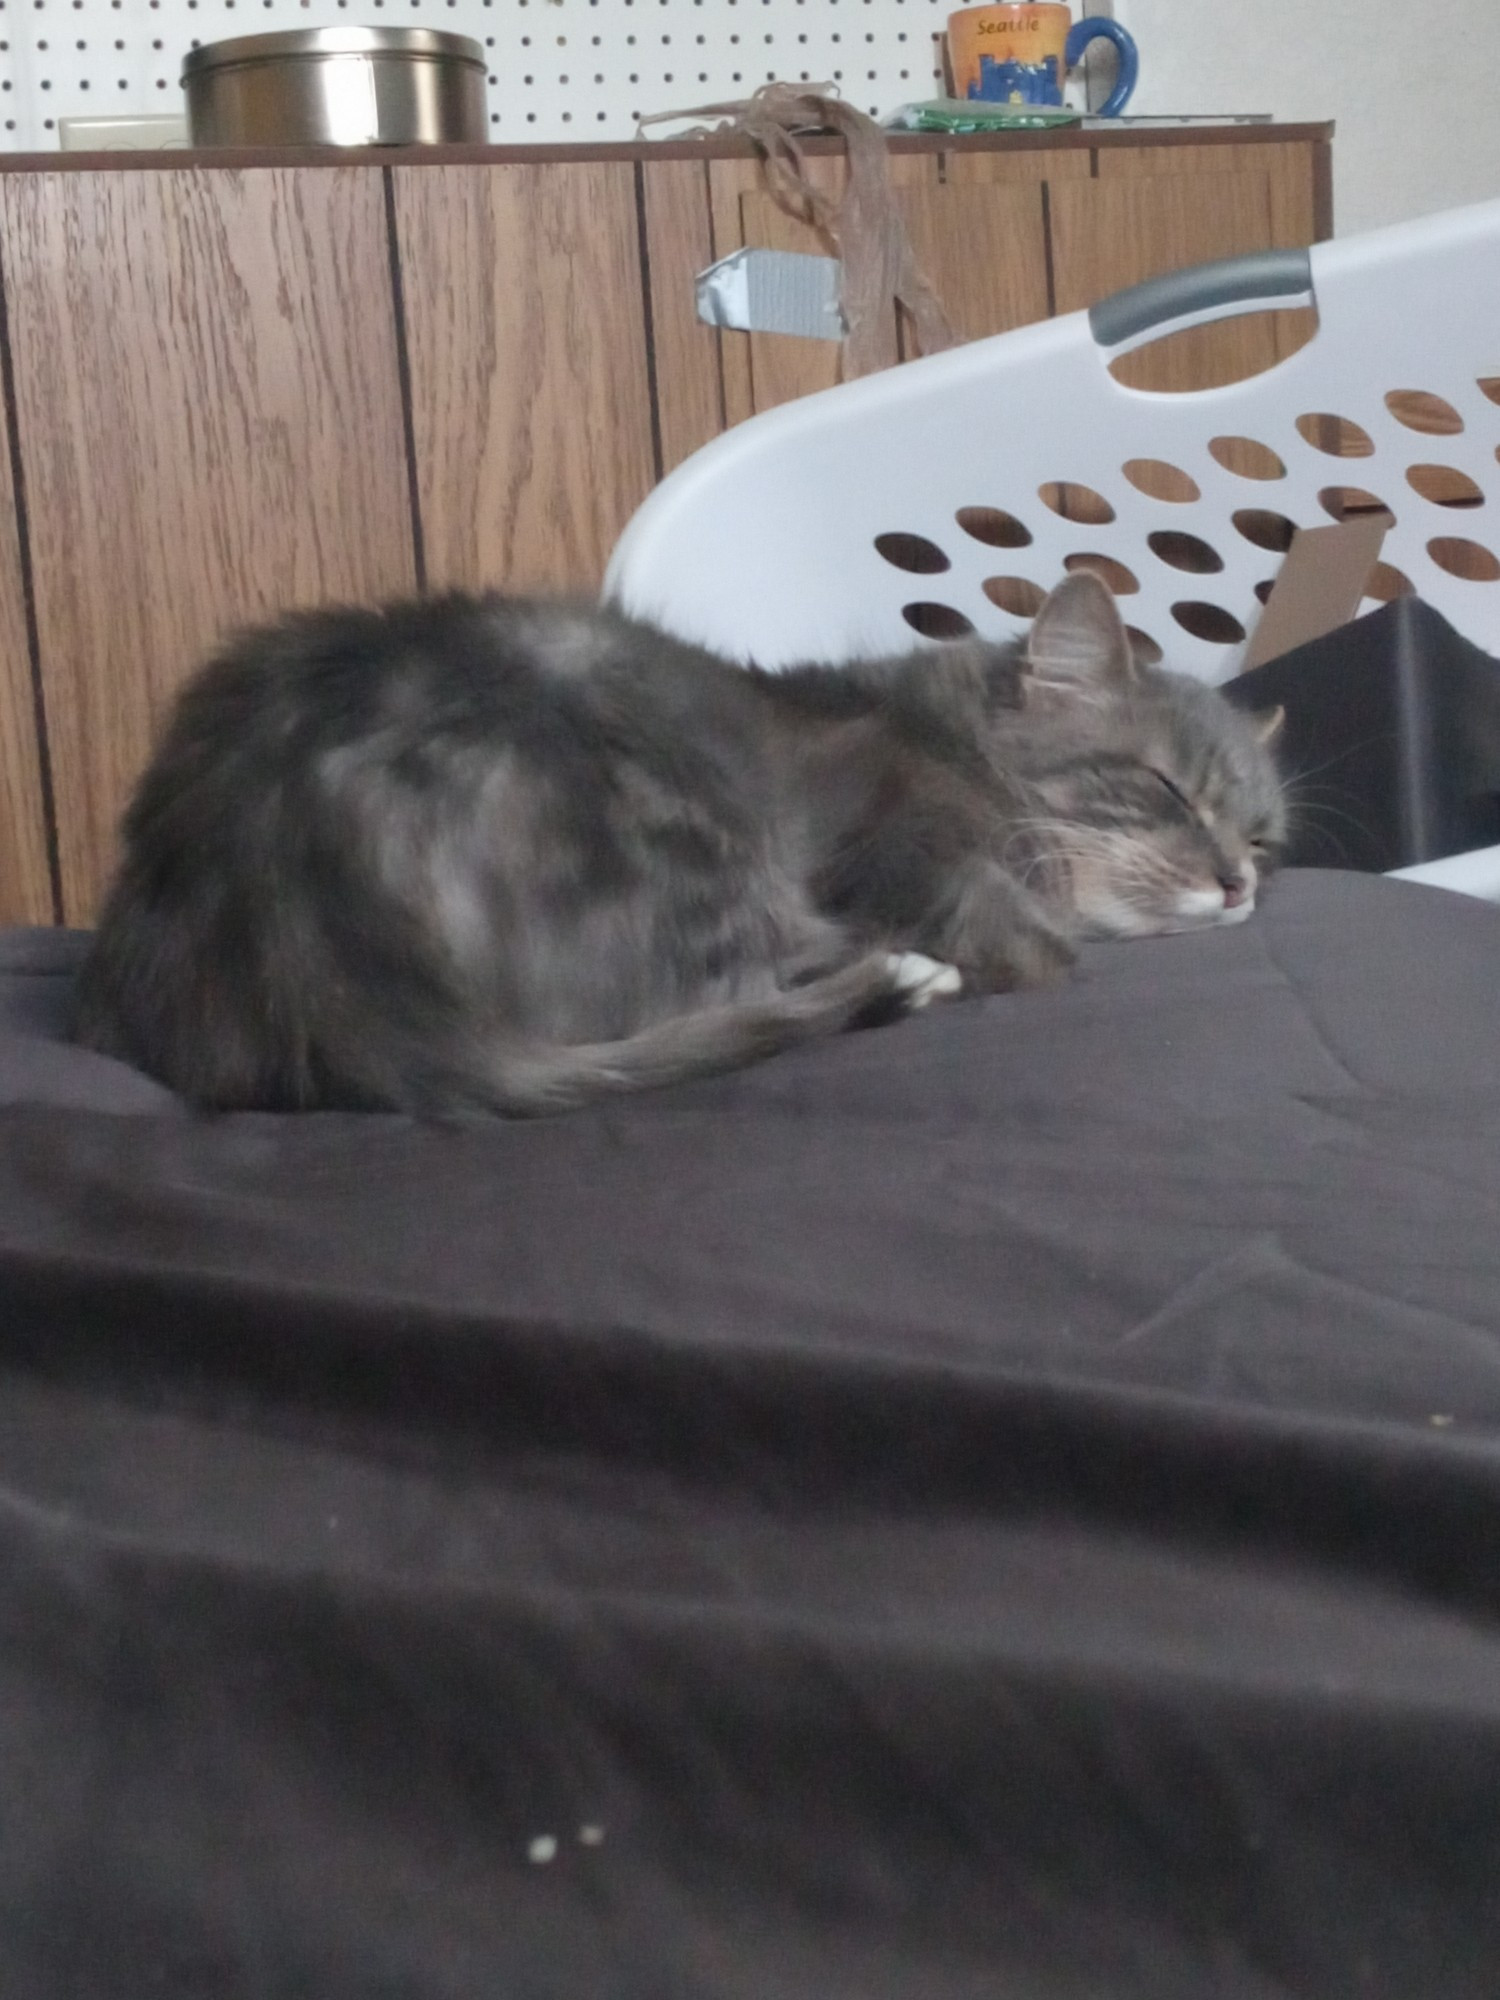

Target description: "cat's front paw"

left=1002, top=919, right=1076, bottom=990
left=951, top=917, right=1076, bottom=993
left=885, top=951, right=965, bottom=1009
left=925, top=858, right=1077, bottom=995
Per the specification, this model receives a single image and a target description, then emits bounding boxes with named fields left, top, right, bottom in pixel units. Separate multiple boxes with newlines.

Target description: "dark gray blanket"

left=2, top=870, right=1499, bottom=1998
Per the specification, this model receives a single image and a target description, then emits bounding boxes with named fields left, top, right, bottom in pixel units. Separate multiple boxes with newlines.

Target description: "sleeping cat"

left=74, top=571, right=1285, bottom=1115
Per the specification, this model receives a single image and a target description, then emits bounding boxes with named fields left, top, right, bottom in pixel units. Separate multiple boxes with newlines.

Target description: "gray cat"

left=74, top=572, right=1285, bottom=1115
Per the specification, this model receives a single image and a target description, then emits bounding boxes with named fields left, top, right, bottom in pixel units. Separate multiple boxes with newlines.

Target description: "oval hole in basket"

left=1295, top=412, right=1375, bottom=457
left=1062, top=552, right=1139, bottom=595
left=955, top=505, right=1032, bottom=549
left=1122, top=459, right=1200, bottom=503
left=874, top=531, right=950, bottom=574
left=1253, top=579, right=1277, bottom=606
left=1208, top=436, right=1286, bottom=480
left=901, top=601, right=976, bottom=639
left=1478, top=378, right=1500, bottom=406
left=1364, top=561, right=1414, bottom=602
left=1233, top=508, right=1297, bottom=553
left=1038, top=481, right=1116, bottom=525
left=1385, top=390, right=1464, bottom=436
left=1108, top=307, right=1317, bottom=394
left=1319, top=486, right=1394, bottom=524
left=1124, top=626, right=1163, bottom=667
left=982, top=575, right=1046, bottom=618
left=1406, top=463, right=1484, bottom=508
left=1170, top=601, right=1246, bottom=645
left=1147, top=529, right=1223, bottom=575
left=1427, top=537, right=1500, bottom=582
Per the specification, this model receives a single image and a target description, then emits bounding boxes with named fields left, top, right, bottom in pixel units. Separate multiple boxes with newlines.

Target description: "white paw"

left=886, top=951, right=964, bottom=1008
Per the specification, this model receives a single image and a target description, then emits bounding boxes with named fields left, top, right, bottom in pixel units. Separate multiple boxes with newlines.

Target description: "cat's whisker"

left=1279, top=786, right=1374, bottom=836
left=1282, top=738, right=1387, bottom=788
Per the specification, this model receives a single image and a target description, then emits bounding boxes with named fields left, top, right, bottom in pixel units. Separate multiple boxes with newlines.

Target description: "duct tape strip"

left=695, top=247, right=846, bottom=341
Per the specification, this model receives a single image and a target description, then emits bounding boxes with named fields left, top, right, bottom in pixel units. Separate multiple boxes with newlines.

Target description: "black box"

left=1222, top=597, right=1500, bottom=874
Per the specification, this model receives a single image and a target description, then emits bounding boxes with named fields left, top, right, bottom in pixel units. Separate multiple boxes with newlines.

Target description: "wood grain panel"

left=1049, top=170, right=1316, bottom=395
left=738, top=176, right=847, bottom=417
left=942, top=146, right=1091, bottom=187
left=1093, top=141, right=1295, bottom=184
left=639, top=158, right=723, bottom=476
left=899, top=181, right=1049, bottom=347
left=0, top=419, right=52, bottom=924
left=718, top=153, right=946, bottom=419
left=706, top=157, right=765, bottom=430
left=0, top=165, right=415, bottom=923
left=925, top=146, right=1084, bottom=340
left=394, top=162, right=657, bottom=597
left=708, top=142, right=1093, bottom=422
left=1264, top=140, right=1319, bottom=247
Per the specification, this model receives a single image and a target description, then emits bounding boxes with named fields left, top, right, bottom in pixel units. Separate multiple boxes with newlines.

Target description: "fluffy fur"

left=74, top=573, right=1286, bottom=1115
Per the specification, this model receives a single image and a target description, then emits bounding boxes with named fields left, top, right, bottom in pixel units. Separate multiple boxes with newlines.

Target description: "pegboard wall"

left=0, top=0, right=1025, bottom=150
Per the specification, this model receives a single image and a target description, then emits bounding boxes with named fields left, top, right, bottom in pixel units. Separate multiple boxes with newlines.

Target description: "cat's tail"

left=413, top=950, right=962, bottom=1117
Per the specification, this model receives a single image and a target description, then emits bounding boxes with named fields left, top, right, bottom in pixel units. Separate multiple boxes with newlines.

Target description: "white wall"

left=1113, top=0, right=1500, bottom=237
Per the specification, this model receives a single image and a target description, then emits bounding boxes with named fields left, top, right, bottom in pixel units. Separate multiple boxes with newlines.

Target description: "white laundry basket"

left=605, top=195, right=1500, bottom=899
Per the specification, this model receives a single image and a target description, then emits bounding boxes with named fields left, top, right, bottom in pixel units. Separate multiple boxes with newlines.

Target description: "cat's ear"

left=1252, top=704, right=1286, bottom=746
left=1025, top=572, right=1136, bottom=700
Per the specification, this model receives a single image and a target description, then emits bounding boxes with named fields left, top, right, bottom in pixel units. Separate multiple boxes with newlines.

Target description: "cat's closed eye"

left=1148, top=769, right=1195, bottom=814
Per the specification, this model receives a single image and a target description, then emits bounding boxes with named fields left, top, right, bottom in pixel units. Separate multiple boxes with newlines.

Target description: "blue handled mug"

left=947, top=4, right=1139, bottom=118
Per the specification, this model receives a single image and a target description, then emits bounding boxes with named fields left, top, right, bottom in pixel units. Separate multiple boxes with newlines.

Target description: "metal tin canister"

left=182, top=28, right=487, bottom=148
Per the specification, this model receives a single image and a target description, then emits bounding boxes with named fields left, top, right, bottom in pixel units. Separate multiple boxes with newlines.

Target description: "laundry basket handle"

left=1088, top=248, right=1315, bottom=354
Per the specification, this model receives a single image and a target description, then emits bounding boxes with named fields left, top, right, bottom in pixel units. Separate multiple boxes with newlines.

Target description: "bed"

left=2, top=865, right=1499, bottom=1997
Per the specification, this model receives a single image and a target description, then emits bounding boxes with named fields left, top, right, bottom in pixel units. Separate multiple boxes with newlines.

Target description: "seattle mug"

left=947, top=4, right=1139, bottom=118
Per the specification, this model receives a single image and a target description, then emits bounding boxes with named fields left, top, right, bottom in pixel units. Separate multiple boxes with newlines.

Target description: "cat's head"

left=1005, top=571, right=1287, bottom=939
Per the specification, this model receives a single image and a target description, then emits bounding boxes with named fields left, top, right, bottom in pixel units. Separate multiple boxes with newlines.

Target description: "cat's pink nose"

left=1220, top=877, right=1247, bottom=909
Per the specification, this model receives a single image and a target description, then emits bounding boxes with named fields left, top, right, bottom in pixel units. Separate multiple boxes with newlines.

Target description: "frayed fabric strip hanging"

left=639, top=83, right=957, bottom=379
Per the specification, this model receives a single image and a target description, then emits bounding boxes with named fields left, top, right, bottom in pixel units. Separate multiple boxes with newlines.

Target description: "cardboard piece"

left=1237, top=514, right=1390, bottom=673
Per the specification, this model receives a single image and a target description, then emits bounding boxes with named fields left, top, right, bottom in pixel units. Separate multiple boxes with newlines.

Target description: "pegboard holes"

left=1319, top=486, right=1393, bottom=524
left=0, top=0, right=953, bottom=148
left=1170, top=602, right=1245, bottom=645
left=1406, top=463, right=1484, bottom=508
left=1125, top=627, right=1163, bottom=667
left=1427, top=538, right=1500, bottom=582
left=1121, top=460, right=1199, bottom=504
left=874, top=531, right=949, bottom=574
left=902, top=601, right=975, bottom=639
left=1233, top=509, right=1296, bottom=553
left=1365, top=561, right=1414, bottom=601
left=1385, top=390, right=1464, bottom=436
left=1478, top=379, right=1500, bottom=406
left=1062, top=552, right=1138, bottom=595
left=1252, top=579, right=1276, bottom=606
left=1208, top=436, right=1286, bottom=480
left=955, top=506, right=1031, bottom=549
left=1295, top=412, right=1375, bottom=458
left=1038, top=481, right=1114, bottom=525
left=982, top=575, right=1045, bottom=618
left=1147, top=530, right=1222, bottom=575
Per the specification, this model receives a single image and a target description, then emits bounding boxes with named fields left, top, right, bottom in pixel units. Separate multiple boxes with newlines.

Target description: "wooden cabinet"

left=0, top=166, right=416, bottom=922
left=0, top=122, right=1330, bottom=924
left=390, top=161, right=659, bottom=595
left=0, top=403, right=49, bottom=929
left=658, top=130, right=1328, bottom=432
